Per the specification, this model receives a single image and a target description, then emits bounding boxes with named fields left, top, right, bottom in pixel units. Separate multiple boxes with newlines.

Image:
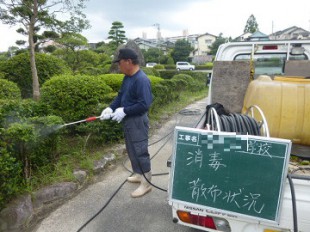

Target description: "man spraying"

left=100, top=48, right=153, bottom=198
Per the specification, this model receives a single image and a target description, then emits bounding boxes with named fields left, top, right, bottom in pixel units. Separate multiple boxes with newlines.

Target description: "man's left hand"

left=111, top=107, right=126, bottom=123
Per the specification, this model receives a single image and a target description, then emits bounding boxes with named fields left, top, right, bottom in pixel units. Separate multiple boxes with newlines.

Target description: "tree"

left=244, top=14, right=259, bottom=33
left=0, top=0, right=89, bottom=100
left=143, top=48, right=164, bottom=63
left=92, top=41, right=115, bottom=57
left=108, top=21, right=127, bottom=50
left=208, top=33, right=227, bottom=56
left=53, top=33, right=90, bottom=73
left=171, top=39, right=193, bottom=63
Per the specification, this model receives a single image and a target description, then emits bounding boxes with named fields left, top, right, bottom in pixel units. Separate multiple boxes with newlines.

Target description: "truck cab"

left=168, top=40, right=310, bottom=232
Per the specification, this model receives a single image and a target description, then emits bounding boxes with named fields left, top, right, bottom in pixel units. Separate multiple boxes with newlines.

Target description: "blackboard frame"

left=169, top=126, right=292, bottom=223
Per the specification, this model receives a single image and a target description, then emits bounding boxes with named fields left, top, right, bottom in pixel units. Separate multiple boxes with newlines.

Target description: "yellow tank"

left=242, top=75, right=310, bottom=145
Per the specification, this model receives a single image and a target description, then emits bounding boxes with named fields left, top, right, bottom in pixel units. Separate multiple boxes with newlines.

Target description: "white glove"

left=111, top=107, right=126, bottom=123
left=100, top=107, right=113, bottom=120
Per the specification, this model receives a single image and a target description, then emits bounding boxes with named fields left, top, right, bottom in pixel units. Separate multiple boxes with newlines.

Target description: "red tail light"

left=177, top=210, right=229, bottom=230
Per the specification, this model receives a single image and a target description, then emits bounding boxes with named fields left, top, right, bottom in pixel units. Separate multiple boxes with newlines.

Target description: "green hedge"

left=0, top=99, right=45, bottom=128
left=0, top=113, right=64, bottom=210
left=158, top=70, right=179, bottom=79
left=98, top=73, right=163, bottom=92
left=0, top=69, right=207, bottom=210
left=40, top=74, right=116, bottom=122
left=40, top=74, right=123, bottom=143
left=3, top=116, right=64, bottom=178
left=98, top=74, right=124, bottom=92
left=195, top=62, right=213, bottom=70
left=153, top=64, right=165, bottom=70
left=164, top=64, right=176, bottom=70
left=0, top=79, right=21, bottom=100
left=0, top=147, right=23, bottom=210
left=0, top=53, right=70, bottom=98
left=140, top=67, right=161, bottom=77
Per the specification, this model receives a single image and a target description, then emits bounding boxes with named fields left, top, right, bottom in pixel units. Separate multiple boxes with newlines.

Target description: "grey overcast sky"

left=1, top=0, right=310, bottom=51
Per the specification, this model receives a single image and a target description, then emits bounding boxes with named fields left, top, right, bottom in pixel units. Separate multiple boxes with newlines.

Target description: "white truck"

left=168, top=40, right=310, bottom=232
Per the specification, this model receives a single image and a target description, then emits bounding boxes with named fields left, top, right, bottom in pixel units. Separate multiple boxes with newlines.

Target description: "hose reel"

left=206, top=105, right=269, bottom=137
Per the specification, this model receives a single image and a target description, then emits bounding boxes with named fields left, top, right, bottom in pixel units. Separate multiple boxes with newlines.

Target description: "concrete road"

left=32, top=98, right=208, bottom=232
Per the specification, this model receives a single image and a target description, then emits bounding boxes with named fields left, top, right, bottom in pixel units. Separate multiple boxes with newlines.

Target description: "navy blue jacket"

left=110, top=69, right=153, bottom=116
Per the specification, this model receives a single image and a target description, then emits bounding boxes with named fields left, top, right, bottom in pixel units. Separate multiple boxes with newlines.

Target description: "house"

left=196, top=32, right=217, bottom=55
left=134, top=34, right=201, bottom=56
left=248, top=31, right=269, bottom=41
left=234, top=32, right=252, bottom=41
left=133, top=37, right=158, bottom=51
left=269, top=26, right=310, bottom=40
left=234, top=31, right=268, bottom=41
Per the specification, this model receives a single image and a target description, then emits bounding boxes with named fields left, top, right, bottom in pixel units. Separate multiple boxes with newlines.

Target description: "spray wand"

left=62, top=116, right=100, bottom=127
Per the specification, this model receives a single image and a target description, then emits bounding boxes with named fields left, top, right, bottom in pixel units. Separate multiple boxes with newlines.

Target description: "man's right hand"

left=100, top=107, right=113, bottom=120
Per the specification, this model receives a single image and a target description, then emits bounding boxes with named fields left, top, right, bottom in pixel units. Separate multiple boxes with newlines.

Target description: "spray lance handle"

left=85, top=116, right=100, bottom=122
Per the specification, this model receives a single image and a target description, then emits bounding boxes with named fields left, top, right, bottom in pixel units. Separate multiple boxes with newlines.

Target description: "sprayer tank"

left=242, top=76, right=310, bottom=145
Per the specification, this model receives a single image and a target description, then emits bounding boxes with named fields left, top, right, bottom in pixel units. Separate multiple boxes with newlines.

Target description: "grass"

left=150, top=88, right=208, bottom=122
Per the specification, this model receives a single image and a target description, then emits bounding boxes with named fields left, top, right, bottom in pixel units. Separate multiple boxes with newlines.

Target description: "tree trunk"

left=29, top=0, right=40, bottom=101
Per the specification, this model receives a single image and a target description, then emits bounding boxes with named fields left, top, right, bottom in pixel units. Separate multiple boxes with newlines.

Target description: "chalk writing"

left=186, top=148, right=203, bottom=168
left=189, top=178, right=265, bottom=214
left=172, top=127, right=291, bottom=222
left=208, top=152, right=226, bottom=171
left=189, top=178, right=207, bottom=202
left=207, top=184, right=222, bottom=202
left=247, top=140, right=272, bottom=158
left=243, top=193, right=265, bottom=213
left=222, top=189, right=242, bottom=208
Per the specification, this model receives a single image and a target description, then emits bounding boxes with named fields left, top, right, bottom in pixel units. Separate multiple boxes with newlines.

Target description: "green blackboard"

left=169, top=126, right=291, bottom=222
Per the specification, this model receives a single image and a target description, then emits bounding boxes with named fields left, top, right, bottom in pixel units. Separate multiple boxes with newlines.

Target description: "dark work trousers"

left=123, top=113, right=151, bottom=174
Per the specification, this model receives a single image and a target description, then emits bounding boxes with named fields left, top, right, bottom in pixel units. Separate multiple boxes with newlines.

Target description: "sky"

left=1, top=0, right=310, bottom=52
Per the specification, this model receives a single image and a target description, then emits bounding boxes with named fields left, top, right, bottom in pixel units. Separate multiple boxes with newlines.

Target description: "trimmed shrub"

left=160, top=79, right=180, bottom=102
left=172, top=73, right=205, bottom=92
left=158, top=70, right=179, bottom=79
left=98, top=74, right=124, bottom=92
left=195, top=62, right=213, bottom=70
left=148, top=75, right=164, bottom=85
left=0, top=99, right=44, bottom=128
left=0, top=146, right=23, bottom=210
left=151, top=68, right=161, bottom=77
left=184, top=71, right=208, bottom=83
left=41, top=74, right=125, bottom=144
left=141, top=67, right=156, bottom=76
left=153, top=64, right=165, bottom=70
left=164, top=64, right=176, bottom=70
left=102, top=64, right=111, bottom=74
left=0, top=71, right=5, bottom=79
left=0, top=52, right=70, bottom=98
left=150, top=83, right=169, bottom=114
left=40, top=74, right=115, bottom=122
left=141, top=67, right=161, bottom=78
left=28, top=116, right=65, bottom=168
left=0, top=79, right=21, bottom=100
left=99, top=73, right=163, bottom=92
left=3, top=115, right=64, bottom=179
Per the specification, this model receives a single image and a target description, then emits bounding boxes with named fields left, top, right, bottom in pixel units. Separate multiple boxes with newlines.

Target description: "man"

left=100, top=48, right=153, bottom=198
